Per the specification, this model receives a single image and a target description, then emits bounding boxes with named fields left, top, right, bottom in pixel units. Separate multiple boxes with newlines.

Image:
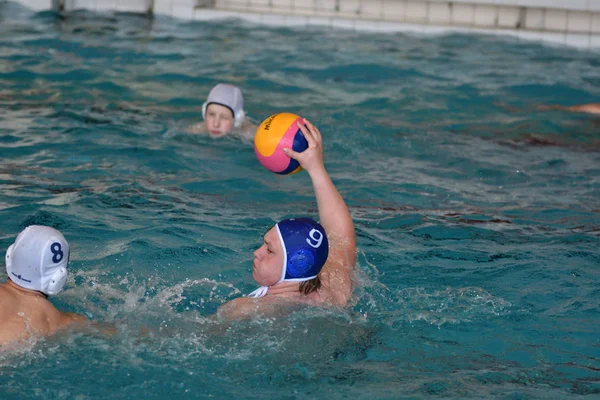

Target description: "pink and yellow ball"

left=254, top=113, right=308, bottom=175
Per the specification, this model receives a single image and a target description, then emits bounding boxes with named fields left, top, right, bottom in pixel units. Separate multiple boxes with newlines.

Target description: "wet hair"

left=299, top=276, right=321, bottom=295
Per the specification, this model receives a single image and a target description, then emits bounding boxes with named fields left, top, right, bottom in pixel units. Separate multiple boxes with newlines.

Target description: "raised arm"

left=284, top=119, right=356, bottom=305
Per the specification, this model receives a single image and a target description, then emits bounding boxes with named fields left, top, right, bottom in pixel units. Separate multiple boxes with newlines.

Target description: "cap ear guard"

left=234, top=108, right=245, bottom=128
left=40, top=239, right=69, bottom=295
left=287, top=249, right=315, bottom=279
left=43, top=266, right=68, bottom=296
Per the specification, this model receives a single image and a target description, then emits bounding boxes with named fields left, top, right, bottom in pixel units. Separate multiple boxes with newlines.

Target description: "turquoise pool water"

left=1, top=1, right=599, bottom=398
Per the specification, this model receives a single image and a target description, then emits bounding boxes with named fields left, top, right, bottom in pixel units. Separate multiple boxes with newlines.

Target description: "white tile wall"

left=11, top=0, right=600, bottom=49
left=435, top=0, right=590, bottom=12
left=524, top=8, right=544, bottom=30
left=271, top=0, right=293, bottom=10
left=96, top=0, right=118, bottom=11
left=382, top=0, right=405, bottom=21
left=116, top=0, right=149, bottom=12
left=405, top=1, right=428, bottom=22
left=517, top=0, right=588, bottom=12
left=433, top=0, right=495, bottom=5
left=428, top=2, right=451, bottom=24
left=590, top=0, right=600, bottom=12
left=429, top=2, right=452, bottom=25
left=544, top=9, right=567, bottom=31
left=249, top=0, right=270, bottom=9
left=338, top=0, right=360, bottom=17
left=172, top=4, right=195, bottom=18
left=67, top=0, right=97, bottom=10
left=173, top=0, right=196, bottom=6
left=314, top=0, right=336, bottom=13
left=360, top=0, right=382, bottom=19
left=294, top=0, right=314, bottom=11
left=592, top=12, right=600, bottom=33
left=473, top=4, right=496, bottom=27
left=567, top=11, right=592, bottom=33
left=216, top=0, right=248, bottom=9
left=452, top=3, right=475, bottom=25
left=153, top=0, right=173, bottom=15
left=497, top=6, right=520, bottom=28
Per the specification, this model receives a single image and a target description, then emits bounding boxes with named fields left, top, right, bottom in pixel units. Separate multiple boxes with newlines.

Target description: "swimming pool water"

left=1, top=1, right=599, bottom=398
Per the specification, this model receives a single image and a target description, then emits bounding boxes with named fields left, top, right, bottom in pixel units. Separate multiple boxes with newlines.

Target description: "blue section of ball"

left=292, top=129, right=308, bottom=152
left=275, top=130, right=308, bottom=175
left=276, top=161, right=300, bottom=175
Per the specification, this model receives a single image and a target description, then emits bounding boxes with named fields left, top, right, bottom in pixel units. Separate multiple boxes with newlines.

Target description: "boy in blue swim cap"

left=217, top=119, right=357, bottom=319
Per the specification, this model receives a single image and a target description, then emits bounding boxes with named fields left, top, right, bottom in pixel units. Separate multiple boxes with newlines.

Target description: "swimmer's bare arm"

left=538, top=103, right=600, bottom=115
left=562, top=103, right=600, bottom=115
left=284, top=119, right=357, bottom=306
left=58, top=312, right=117, bottom=337
left=215, top=297, right=287, bottom=320
left=58, top=312, right=87, bottom=327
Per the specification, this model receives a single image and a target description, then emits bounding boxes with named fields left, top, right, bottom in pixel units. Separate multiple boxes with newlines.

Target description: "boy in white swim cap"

left=216, top=119, right=357, bottom=320
left=0, top=225, right=87, bottom=347
left=187, top=83, right=257, bottom=140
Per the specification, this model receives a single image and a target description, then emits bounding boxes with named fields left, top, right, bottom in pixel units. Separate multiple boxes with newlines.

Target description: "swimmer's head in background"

left=5, top=225, right=69, bottom=296
left=248, top=218, right=329, bottom=298
left=202, top=83, right=246, bottom=128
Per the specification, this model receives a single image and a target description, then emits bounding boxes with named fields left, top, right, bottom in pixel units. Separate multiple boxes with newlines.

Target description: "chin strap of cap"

left=247, top=286, right=269, bottom=299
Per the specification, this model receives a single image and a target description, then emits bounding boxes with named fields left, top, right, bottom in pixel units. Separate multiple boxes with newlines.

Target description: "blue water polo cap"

left=276, top=218, right=329, bottom=282
left=248, top=217, right=329, bottom=298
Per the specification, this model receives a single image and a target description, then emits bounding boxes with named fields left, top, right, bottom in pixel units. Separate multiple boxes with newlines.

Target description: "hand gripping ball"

left=254, top=113, right=308, bottom=175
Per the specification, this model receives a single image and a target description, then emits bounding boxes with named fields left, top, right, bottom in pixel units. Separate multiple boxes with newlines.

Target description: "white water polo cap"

left=202, top=83, right=246, bottom=127
left=5, top=225, right=69, bottom=296
left=248, top=218, right=329, bottom=298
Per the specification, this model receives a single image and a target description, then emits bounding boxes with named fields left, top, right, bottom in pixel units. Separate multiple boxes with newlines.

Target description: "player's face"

left=252, top=228, right=284, bottom=286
